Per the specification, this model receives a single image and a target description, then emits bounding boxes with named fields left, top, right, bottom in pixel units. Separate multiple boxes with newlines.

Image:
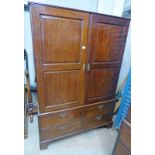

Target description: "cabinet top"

left=28, top=1, right=130, bottom=21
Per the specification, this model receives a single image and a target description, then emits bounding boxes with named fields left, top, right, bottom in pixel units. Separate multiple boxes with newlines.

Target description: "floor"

left=24, top=92, right=118, bottom=155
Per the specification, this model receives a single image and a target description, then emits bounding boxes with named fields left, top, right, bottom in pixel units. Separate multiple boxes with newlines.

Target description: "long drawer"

left=40, top=121, right=82, bottom=141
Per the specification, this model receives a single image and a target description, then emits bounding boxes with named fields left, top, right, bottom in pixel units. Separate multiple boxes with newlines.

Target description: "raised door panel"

left=85, top=15, right=130, bottom=104
left=43, top=70, right=81, bottom=110
left=86, top=68, right=118, bottom=103
left=89, top=14, right=130, bottom=65
left=93, top=24, right=125, bottom=62
left=30, top=4, right=89, bottom=112
left=40, top=15, right=82, bottom=64
left=88, top=68, right=116, bottom=98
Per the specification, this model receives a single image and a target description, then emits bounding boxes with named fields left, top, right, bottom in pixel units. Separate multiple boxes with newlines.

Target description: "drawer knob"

left=97, top=105, right=104, bottom=109
left=96, top=115, right=102, bottom=120
left=59, top=112, right=67, bottom=118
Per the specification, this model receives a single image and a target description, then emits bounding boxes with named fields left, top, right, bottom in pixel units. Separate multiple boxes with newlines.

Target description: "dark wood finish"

left=85, top=14, right=129, bottom=104
left=39, top=119, right=112, bottom=150
left=82, top=113, right=113, bottom=129
left=38, top=100, right=115, bottom=145
left=86, top=68, right=118, bottom=103
left=114, top=140, right=130, bottom=155
left=40, top=108, right=83, bottom=129
left=89, top=15, right=128, bottom=63
left=28, top=1, right=130, bottom=21
left=30, top=2, right=130, bottom=150
left=30, top=3, right=89, bottom=113
left=112, top=107, right=131, bottom=155
left=39, top=100, right=115, bottom=129
left=43, top=70, right=81, bottom=111
left=39, top=105, right=113, bottom=146
left=83, top=101, right=115, bottom=120
left=40, top=142, right=48, bottom=150
left=119, top=120, right=131, bottom=150
left=40, top=121, right=82, bottom=141
left=40, top=114, right=113, bottom=142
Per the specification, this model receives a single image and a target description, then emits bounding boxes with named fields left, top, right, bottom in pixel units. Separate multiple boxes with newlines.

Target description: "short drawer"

left=84, top=101, right=115, bottom=120
left=40, top=121, right=81, bottom=141
left=39, top=108, right=82, bottom=129
left=82, top=113, right=113, bottom=128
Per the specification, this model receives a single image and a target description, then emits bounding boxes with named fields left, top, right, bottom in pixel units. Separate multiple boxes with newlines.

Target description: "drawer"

left=39, top=108, right=82, bottom=129
left=119, top=120, right=131, bottom=150
left=84, top=101, right=115, bottom=120
left=40, top=121, right=81, bottom=141
left=83, top=113, right=113, bottom=128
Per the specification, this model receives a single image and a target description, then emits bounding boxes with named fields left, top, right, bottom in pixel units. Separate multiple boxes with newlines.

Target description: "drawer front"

left=119, top=120, right=131, bottom=149
left=84, top=101, right=115, bottom=120
left=40, top=121, right=81, bottom=141
left=39, top=108, right=82, bottom=129
left=83, top=113, right=113, bottom=128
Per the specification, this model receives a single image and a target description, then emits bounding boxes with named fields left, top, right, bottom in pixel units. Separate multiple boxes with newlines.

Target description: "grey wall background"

left=24, top=0, right=131, bottom=90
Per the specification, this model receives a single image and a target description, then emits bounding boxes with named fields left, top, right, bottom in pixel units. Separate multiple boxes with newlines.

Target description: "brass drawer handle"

left=59, top=112, right=67, bottom=118
left=96, top=115, right=102, bottom=121
left=97, top=105, right=104, bottom=109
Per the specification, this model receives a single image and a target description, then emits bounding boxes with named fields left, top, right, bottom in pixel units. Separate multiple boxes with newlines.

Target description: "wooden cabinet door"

left=85, top=14, right=130, bottom=104
left=30, top=4, right=89, bottom=113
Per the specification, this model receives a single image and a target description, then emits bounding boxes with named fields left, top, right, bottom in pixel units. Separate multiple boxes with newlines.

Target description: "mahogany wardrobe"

left=29, top=2, right=130, bottom=149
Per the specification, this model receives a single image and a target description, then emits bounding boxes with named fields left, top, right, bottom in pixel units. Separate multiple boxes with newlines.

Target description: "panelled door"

left=30, top=4, right=89, bottom=113
left=85, top=14, right=130, bottom=104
